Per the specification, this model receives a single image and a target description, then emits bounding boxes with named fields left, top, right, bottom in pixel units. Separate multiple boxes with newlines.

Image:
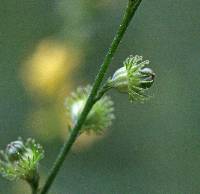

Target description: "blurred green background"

left=1, top=0, right=200, bottom=193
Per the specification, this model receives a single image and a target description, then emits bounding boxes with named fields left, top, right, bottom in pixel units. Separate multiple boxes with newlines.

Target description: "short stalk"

left=27, top=171, right=40, bottom=194
left=31, top=185, right=38, bottom=194
left=28, top=178, right=39, bottom=194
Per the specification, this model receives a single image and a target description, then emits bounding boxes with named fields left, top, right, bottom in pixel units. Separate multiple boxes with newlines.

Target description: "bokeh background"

left=0, top=0, right=200, bottom=193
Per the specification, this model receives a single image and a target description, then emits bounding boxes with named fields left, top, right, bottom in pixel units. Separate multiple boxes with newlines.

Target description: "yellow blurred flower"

left=21, top=38, right=80, bottom=96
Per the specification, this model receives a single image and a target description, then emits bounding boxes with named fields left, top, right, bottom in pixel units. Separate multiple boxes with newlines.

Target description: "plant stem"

left=40, top=1, right=143, bottom=193
left=31, top=185, right=38, bottom=194
left=27, top=173, right=39, bottom=194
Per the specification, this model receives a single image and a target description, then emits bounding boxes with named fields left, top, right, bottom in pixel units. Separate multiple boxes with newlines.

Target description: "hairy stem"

left=40, top=1, right=143, bottom=193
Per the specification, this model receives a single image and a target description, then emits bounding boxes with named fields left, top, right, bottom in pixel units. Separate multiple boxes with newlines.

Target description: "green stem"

left=31, top=185, right=38, bottom=194
left=40, top=1, right=142, bottom=193
left=27, top=173, right=39, bottom=194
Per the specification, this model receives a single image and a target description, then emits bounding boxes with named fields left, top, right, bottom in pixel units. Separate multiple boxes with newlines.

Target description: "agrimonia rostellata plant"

left=0, top=0, right=155, bottom=193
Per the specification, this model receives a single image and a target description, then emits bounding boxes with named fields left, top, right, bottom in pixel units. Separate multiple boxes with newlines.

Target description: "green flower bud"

left=0, top=138, right=44, bottom=183
left=108, top=55, right=155, bottom=102
left=65, top=85, right=114, bottom=134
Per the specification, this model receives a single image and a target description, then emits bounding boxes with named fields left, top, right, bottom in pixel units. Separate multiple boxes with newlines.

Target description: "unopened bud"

left=0, top=138, right=44, bottom=183
left=109, top=55, right=155, bottom=102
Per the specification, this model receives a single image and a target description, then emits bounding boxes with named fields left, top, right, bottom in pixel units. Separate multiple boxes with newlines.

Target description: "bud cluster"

left=0, top=138, right=44, bottom=182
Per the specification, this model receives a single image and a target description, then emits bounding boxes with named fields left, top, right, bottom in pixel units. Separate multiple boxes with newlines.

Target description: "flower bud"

left=0, top=138, right=44, bottom=182
left=65, top=85, right=114, bottom=134
left=109, top=55, right=155, bottom=102
left=6, top=140, right=25, bottom=162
